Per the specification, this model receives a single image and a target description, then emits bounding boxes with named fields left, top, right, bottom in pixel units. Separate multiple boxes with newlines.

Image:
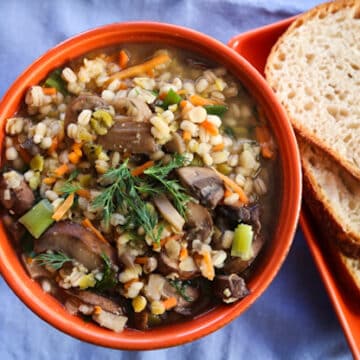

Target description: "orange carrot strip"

left=162, top=297, right=178, bottom=310
left=42, top=87, right=57, bottom=95
left=131, top=160, right=154, bottom=176
left=224, top=187, right=233, bottom=198
left=134, top=257, right=148, bottom=265
left=255, top=126, right=275, bottom=159
left=76, top=188, right=91, bottom=200
left=202, top=251, right=215, bottom=281
left=82, top=218, right=109, bottom=244
left=160, top=234, right=181, bottom=247
left=159, top=92, right=167, bottom=100
left=179, top=247, right=188, bottom=261
left=189, top=94, right=218, bottom=106
left=119, top=50, right=129, bottom=69
left=200, top=120, right=219, bottom=136
left=212, top=143, right=224, bottom=152
left=54, top=163, right=69, bottom=177
left=182, top=130, right=191, bottom=141
left=93, top=306, right=102, bottom=315
left=68, top=152, right=80, bottom=164
left=180, top=100, right=188, bottom=109
left=47, top=136, right=59, bottom=155
left=119, top=82, right=128, bottom=90
left=107, top=53, right=170, bottom=82
left=52, top=193, right=74, bottom=221
left=72, top=142, right=83, bottom=156
left=213, top=168, right=249, bottom=204
left=43, top=177, right=57, bottom=185
left=124, top=278, right=139, bottom=290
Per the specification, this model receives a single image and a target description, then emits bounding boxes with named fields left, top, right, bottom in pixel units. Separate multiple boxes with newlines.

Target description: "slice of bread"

left=300, top=137, right=360, bottom=257
left=265, top=0, right=360, bottom=180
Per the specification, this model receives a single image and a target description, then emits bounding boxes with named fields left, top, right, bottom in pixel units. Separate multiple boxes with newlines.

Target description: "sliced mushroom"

left=68, top=290, right=123, bottom=314
left=185, top=202, right=213, bottom=242
left=133, top=310, right=149, bottom=331
left=176, top=167, right=224, bottom=208
left=35, top=221, right=116, bottom=271
left=223, top=234, right=265, bottom=274
left=0, top=175, right=35, bottom=215
left=164, top=132, right=186, bottom=154
left=97, top=121, right=157, bottom=154
left=153, top=194, right=185, bottom=232
left=2, top=213, right=25, bottom=246
left=157, top=251, right=199, bottom=280
left=216, top=204, right=261, bottom=234
left=213, top=274, right=249, bottom=303
left=112, top=97, right=152, bottom=122
left=64, top=93, right=108, bottom=127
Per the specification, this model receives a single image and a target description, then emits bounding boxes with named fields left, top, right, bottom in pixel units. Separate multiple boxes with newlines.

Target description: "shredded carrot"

left=82, top=218, right=109, bottom=244
left=43, top=177, right=57, bottom=185
left=160, top=234, right=181, bottom=247
left=182, top=130, right=192, bottom=142
left=213, top=167, right=249, bottom=204
left=146, top=68, right=155, bottom=77
left=162, top=297, right=178, bottom=310
left=93, top=306, right=102, bottom=315
left=224, top=186, right=233, bottom=198
left=134, top=257, right=148, bottom=265
left=255, top=126, right=275, bottom=159
left=159, top=92, right=167, bottom=100
left=212, top=143, right=224, bottom=152
left=200, top=120, right=219, bottom=136
left=189, top=94, right=218, bottom=106
left=72, top=142, right=83, bottom=156
left=68, top=152, right=81, bottom=164
left=180, top=100, right=188, bottom=109
left=47, top=136, right=59, bottom=155
left=124, top=278, right=139, bottom=290
left=42, top=87, right=57, bottom=96
left=177, top=89, right=187, bottom=96
left=179, top=247, right=188, bottom=261
left=131, top=160, right=154, bottom=176
left=54, top=163, right=69, bottom=177
left=52, top=193, right=75, bottom=221
left=107, top=53, right=171, bottom=82
left=201, top=251, right=215, bottom=281
left=76, top=188, right=91, bottom=200
left=119, top=50, right=129, bottom=69
left=119, top=82, right=128, bottom=90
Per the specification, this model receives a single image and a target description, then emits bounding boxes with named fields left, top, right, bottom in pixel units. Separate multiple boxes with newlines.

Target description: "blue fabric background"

left=0, top=1, right=352, bottom=359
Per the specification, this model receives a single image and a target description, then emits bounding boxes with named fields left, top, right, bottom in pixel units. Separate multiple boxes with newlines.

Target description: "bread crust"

left=265, top=0, right=360, bottom=180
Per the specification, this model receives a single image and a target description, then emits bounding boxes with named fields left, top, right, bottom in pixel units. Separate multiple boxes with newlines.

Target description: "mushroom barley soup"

left=0, top=44, right=280, bottom=332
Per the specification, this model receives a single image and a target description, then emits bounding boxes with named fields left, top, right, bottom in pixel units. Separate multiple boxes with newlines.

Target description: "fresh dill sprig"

left=59, top=169, right=82, bottom=196
left=34, top=251, right=72, bottom=270
left=95, top=253, right=118, bottom=292
left=144, top=154, right=190, bottom=216
left=91, top=160, right=160, bottom=243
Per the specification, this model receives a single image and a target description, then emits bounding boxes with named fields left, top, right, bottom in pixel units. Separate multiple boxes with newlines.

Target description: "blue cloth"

left=0, top=1, right=352, bottom=359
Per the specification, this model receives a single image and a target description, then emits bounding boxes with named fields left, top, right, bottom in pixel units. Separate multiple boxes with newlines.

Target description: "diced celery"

left=231, top=223, right=254, bottom=260
left=204, top=105, right=228, bottom=117
left=44, top=68, right=68, bottom=95
left=162, top=89, right=182, bottom=108
left=19, top=199, right=54, bottom=239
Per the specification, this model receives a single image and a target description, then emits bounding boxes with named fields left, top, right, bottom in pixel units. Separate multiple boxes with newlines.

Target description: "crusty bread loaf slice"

left=265, top=0, right=360, bottom=180
left=300, top=137, right=360, bottom=257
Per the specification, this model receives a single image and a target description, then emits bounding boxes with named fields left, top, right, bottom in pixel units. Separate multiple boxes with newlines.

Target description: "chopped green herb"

left=95, top=253, right=118, bottom=292
left=44, top=68, right=68, bottom=95
left=223, top=126, right=235, bottom=138
left=204, top=105, right=228, bottom=117
left=34, top=251, right=72, bottom=270
left=169, top=279, right=193, bottom=302
left=162, top=89, right=182, bottom=109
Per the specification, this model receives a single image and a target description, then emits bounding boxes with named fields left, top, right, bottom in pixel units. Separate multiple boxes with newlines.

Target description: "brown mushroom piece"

left=64, top=93, right=109, bottom=127
left=223, top=234, right=265, bottom=274
left=213, top=274, right=249, bottom=303
left=164, top=132, right=186, bottom=154
left=35, top=221, right=116, bottom=271
left=97, top=121, right=157, bottom=154
left=0, top=175, right=35, bottom=215
left=153, top=194, right=185, bottom=232
left=133, top=310, right=150, bottom=331
left=216, top=204, right=261, bottom=234
left=1, top=213, right=25, bottom=246
left=157, top=251, right=199, bottom=280
left=112, top=97, right=152, bottom=122
left=185, top=202, right=213, bottom=242
left=176, top=166, right=224, bottom=209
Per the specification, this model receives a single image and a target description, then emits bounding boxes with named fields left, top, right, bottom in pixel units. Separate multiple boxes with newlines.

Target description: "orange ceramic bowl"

left=0, top=22, right=301, bottom=350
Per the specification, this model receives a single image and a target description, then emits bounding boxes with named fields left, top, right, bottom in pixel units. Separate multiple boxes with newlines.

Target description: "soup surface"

left=0, top=44, right=279, bottom=331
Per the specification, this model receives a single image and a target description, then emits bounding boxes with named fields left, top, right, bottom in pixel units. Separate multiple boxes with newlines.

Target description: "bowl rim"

left=0, top=21, right=302, bottom=350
